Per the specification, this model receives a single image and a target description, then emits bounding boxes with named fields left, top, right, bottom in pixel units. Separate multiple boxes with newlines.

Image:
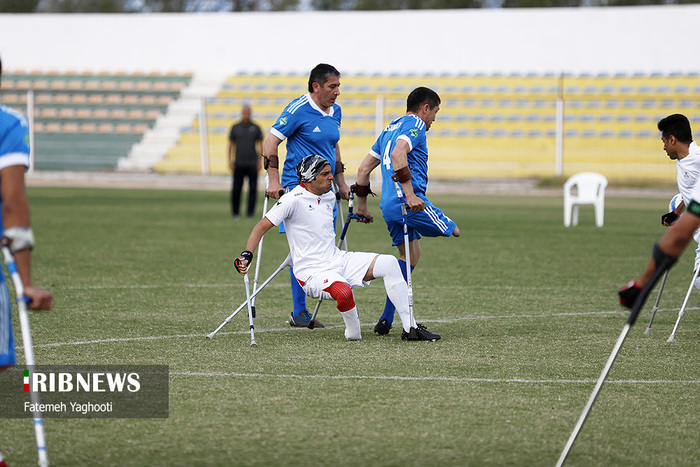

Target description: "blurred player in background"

left=262, top=63, right=350, bottom=328
left=235, top=155, right=440, bottom=341
left=354, top=87, right=460, bottom=335
left=0, top=57, right=54, bottom=376
left=657, top=114, right=700, bottom=291
left=228, top=105, right=263, bottom=218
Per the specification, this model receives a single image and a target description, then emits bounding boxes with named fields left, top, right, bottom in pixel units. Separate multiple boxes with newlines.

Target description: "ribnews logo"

left=22, top=369, right=141, bottom=393
left=2, top=365, right=168, bottom=418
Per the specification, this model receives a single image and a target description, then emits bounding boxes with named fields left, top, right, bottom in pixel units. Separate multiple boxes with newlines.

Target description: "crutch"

left=251, top=181, right=285, bottom=317
left=307, top=192, right=364, bottom=329
left=393, top=180, right=415, bottom=327
left=206, top=253, right=292, bottom=339
left=555, top=253, right=674, bottom=467
left=243, top=273, right=256, bottom=346
left=333, top=181, right=348, bottom=251
left=667, top=265, right=700, bottom=342
left=644, top=269, right=669, bottom=334
left=1, top=245, right=49, bottom=467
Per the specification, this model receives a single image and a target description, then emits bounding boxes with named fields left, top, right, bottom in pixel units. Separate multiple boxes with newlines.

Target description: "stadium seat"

left=563, top=172, right=608, bottom=227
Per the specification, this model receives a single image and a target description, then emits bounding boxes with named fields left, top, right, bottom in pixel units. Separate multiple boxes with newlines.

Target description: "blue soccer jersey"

left=369, top=114, right=430, bottom=221
left=270, top=94, right=341, bottom=188
left=0, top=105, right=30, bottom=236
left=0, top=104, right=30, bottom=369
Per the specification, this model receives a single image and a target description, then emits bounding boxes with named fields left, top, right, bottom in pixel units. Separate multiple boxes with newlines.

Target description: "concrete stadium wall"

left=1, top=6, right=700, bottom=77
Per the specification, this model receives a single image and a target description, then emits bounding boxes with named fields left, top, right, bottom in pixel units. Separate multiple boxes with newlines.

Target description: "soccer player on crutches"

left=235, top=155, right=440, bottom=342
left=355, top=87, right=460, bottom=337
left=261, top=64, right=351, bottom=329
left=650, top=115, right=700, bottom=338
left=1, top=56, right=54, bottom=467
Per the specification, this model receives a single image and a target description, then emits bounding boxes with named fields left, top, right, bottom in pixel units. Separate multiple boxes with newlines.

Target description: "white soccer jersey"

left=676, top=141, right=700, bottom=206
left=264, top=185, right=342, bottom=282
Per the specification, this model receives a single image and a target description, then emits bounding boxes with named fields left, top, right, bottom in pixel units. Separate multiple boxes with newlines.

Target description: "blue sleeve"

left=271, top=106, right=303, bottom=140
left=0, top=118, right=30, bottom=157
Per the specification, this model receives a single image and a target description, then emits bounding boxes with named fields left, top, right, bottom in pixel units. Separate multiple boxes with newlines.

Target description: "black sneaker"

left=373, top=319, right=392, bottom=335
left=401, top=323, right=440, bottom=341
left=288, top=310, right=324, bottom=328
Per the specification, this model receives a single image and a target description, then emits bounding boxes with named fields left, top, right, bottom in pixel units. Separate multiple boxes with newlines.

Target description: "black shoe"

left=401, top=323, right=441, bottom=341
left=288, top=310, right=324, bottom=328
left=373, top=319, right=392, bottom=335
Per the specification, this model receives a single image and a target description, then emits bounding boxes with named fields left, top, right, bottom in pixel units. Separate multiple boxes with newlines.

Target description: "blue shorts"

left=385, top=200, right=457, bottom=247
left=0, top=282, right=17, bottom=369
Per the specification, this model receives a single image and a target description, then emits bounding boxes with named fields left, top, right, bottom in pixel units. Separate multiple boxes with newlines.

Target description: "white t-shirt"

left=264, top=184, right=342, bottom=282
left=676, top=141, right=700, bottom=206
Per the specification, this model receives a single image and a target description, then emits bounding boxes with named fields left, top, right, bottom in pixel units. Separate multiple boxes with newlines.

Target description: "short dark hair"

left=406, top=87, right=441, bottom=113
left=308, top=63, right=340, bottom=93
left=658, top=114, right=693, bottom=143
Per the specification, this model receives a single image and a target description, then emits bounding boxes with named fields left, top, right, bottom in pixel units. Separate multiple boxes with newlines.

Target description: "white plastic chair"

left=563, top=172, right=608, bottom=227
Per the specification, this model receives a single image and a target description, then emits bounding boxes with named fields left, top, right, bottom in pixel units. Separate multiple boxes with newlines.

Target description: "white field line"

left=17, top=309, right=700, bottom=386
left=24, top=310, right=619, bottom=349
left=22, top=307, right=698, bottom=350
left=58, top=282, right=649, bottom=291
left=169, top=371, right=700, bottom=385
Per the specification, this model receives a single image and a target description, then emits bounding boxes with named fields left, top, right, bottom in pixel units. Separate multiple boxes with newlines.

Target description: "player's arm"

left=645, top=211, right=698, bottom=280
left=391, top=139, right=424, bottom=211
left=0, top=165, right=53, bottom=310
left=263, top=134, right=284, bottom=198
left=235, top=218, right=275, bottom=275
left=619, top=208, right=699, bottom=307
left=333, top=143, right=350, bottom=200
left=353, top=153, right=379, bottom=223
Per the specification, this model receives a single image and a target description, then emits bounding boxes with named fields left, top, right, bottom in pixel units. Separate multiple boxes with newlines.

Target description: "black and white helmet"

left=296, top=155, right=329, bottom=183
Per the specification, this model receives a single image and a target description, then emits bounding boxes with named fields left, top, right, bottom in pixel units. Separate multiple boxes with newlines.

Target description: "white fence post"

left=555, top=74, right=564, bottom=177
left=27, top=89, right=35, bottom=175
left=555, top=97, right=564, bottom=177
left=199, top=97, right=210, bottom=175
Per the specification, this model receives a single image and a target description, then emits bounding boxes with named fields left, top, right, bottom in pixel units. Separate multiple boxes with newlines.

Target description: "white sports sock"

left=341, top=307, right=362, bottom=340
left=372, top=254, right=415, bottom=332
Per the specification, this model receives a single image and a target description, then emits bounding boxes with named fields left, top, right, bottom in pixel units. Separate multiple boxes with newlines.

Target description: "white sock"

left=341, top=307, right=362, bottom=340
left=373, top=255, right=416, bottom=332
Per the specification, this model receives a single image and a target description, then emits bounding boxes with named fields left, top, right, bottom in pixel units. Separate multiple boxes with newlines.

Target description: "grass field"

left=2, top=186, right=699, bottom=466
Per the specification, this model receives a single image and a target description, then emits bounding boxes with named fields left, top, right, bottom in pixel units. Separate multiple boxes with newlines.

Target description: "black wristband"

left=263, top=155, right=279, bottom=170
left=652, top=243, right=677, bottom=269
left=351, top=182, right=375, bottom=197
left=687, top=199, right=700, bottom=217
left=391, top=166, right=412, bottom=183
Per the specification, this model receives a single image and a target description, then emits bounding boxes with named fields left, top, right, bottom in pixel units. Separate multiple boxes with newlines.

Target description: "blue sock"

left=379, top=259, right=413, bottom=325
left=290, top=267, right=308, bottom=317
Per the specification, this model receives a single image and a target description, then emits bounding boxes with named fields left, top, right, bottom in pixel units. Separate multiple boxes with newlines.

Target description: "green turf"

left=2, top=187, right=699, bottom=466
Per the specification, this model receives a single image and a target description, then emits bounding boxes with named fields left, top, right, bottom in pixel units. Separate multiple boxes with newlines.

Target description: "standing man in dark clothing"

left=228, top=105, right=263, bottom=218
